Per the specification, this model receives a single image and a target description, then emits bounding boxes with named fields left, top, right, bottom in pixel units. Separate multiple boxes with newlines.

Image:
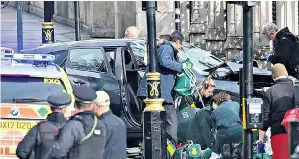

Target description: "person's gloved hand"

left=265, top=53, right=272, bottom=61
left=257, top=140, right=265, bottom=153
left=182, top=63, right=188, bottom=69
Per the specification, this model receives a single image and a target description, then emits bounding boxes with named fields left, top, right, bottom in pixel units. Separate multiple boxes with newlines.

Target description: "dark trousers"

left=215, top=124, right=243, bottom=154
left=164, top=103, right=178, bottom=144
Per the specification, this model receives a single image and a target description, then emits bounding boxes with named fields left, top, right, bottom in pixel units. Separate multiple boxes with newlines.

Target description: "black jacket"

left=186, top=106, right=215, bottom=150
left=269, top=27, right=299, bottom=76
left=262, top=78, right=296, bottom=136
left=99, top=110, right=127, bottom=159
left=51, top=111, right=106, bottom=159
left=16, top=112, right=67, bottom=159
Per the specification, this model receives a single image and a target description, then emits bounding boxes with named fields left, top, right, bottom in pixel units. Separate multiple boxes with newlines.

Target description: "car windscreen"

left=178, top=45, right=223, bottom=71
left=1, top=76, right=66, bottom=104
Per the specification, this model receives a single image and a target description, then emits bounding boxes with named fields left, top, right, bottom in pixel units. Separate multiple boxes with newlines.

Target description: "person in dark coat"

left=262, top=23, right=299, bottom=79
left=93, top=91, right=127, bottom=159
left=259, top=63, right=296, bottom=159
left=16, top=92, right=71, bottom=159
left=51, top=86, right=107, bottom=159
left=210, top=92, right=242, bottom=156
left=137, top=31, right=188, bottom=143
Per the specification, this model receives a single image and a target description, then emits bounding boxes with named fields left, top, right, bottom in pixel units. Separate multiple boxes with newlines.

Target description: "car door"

left=64, top=46, right=122, bottom=116
left=114, top=47, right=141, bottom=128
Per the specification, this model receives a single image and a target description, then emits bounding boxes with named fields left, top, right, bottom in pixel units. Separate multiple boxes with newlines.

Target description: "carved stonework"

left=189, top=1, right=208, bottom=46
left=204, top=27, right=226, bottom=41
left=206, top=40, right=226, bottom=58
left=204, top=26, right=226, bottom=57
left=224, top=36, right=242, bottom=60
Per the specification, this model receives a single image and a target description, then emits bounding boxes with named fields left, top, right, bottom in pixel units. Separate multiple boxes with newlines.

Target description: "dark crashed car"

left=21, top=39, right=299, bottom=146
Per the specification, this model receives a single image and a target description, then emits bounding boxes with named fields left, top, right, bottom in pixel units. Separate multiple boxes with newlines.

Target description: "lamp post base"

left=143, top=110, right=167, bottom=159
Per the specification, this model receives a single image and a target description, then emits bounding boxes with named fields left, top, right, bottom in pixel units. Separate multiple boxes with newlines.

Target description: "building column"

left=204, top=1, right=227, bottom=58
left=224, top=3, right=243, bottom=60
left=257, top=1, right=273, bottom=69
left=189, top=1, right=208, bottom=48
left=180, top=1, right=191, bottom=42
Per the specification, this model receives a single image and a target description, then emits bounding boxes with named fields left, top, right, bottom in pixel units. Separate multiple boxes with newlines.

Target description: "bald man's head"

left=125, top=26, right=139, bottom=38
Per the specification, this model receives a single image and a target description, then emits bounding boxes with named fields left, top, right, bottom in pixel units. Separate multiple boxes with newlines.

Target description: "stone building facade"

left=8, top=1, right=299, bottom=64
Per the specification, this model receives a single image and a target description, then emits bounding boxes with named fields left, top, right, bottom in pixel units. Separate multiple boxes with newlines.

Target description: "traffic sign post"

left=230, top=1, right=259, bottom=159
left=17, top=1, right=23, bottom=52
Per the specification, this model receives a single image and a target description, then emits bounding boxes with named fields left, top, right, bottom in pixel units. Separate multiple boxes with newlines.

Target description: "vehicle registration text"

left=0, top=120, right=36, bottom=130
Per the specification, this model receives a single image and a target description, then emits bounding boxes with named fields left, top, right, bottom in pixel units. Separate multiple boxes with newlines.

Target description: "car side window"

left=124, top=48, right=137, bottom=70
left=104, top=48, right=116, bottom=73
left=67, top=48, right=108, bottom=73
left=49, top=50, right=68, bottom=65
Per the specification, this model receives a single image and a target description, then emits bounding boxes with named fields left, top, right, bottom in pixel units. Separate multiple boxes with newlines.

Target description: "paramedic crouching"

left=210, top=92, right=242, bottom=156
left=186, top=78, right=216, bottom=150
left=51, top=86, right=107, bottom=159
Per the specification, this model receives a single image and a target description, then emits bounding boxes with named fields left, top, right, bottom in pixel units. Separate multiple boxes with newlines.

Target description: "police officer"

left=93, top=91, right=127, bottom=159
left=51, top=86, right=107, bottom=159
left=16, top=92, right=71, bottom=159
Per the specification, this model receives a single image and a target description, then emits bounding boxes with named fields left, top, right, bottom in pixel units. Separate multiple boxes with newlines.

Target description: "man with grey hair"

left=94, top=91, right=126, bottom=159
left=261, top=22, right=299, bottom=79
left=124, top=26, right=140, bottom=38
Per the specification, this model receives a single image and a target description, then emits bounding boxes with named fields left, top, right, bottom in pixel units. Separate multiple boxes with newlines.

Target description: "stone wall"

left=8, top=1, right=299, bottom=64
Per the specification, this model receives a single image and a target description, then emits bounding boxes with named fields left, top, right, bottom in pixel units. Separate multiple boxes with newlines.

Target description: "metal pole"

left=272, top=1, right=276, bottom=24
left=175, top=1, right=181, bottom=32
left=17, top=1, right=23, bottom=52
left=242, top=2, right=254, bottom=159
left=143, top=1, right=167, bottom=159
left=42, top=1, right=54, bottom=44
left=74, top=1, right=81, bottom=41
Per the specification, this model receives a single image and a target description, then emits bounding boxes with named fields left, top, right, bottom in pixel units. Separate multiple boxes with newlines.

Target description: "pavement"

left=1, top=6, right=92, bottom=51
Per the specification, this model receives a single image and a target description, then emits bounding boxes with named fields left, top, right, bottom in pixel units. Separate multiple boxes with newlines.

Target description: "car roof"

left=21, top=38, right=146, bottom=54
left=1, top=61, right=62, bottom=78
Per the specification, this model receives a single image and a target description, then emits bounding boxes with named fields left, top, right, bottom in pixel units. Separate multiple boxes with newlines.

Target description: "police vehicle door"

left=64, top=46, right=121, bottom=116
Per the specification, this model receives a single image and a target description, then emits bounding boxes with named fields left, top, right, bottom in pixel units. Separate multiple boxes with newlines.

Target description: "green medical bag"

left=174, top=60, right=196, bottom=96
left=173, top=140, right=212, bottom=159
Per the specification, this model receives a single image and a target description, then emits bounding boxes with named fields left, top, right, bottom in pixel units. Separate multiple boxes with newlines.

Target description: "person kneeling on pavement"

left=210, top=92, right=242, bottom=156
left=186, top=78, right=216, bottom=150
left=16, top=92, right=71, bottom=159
left=51, top=86, right=107, bottom=159
left=93, top=91, right=127, bottom=159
